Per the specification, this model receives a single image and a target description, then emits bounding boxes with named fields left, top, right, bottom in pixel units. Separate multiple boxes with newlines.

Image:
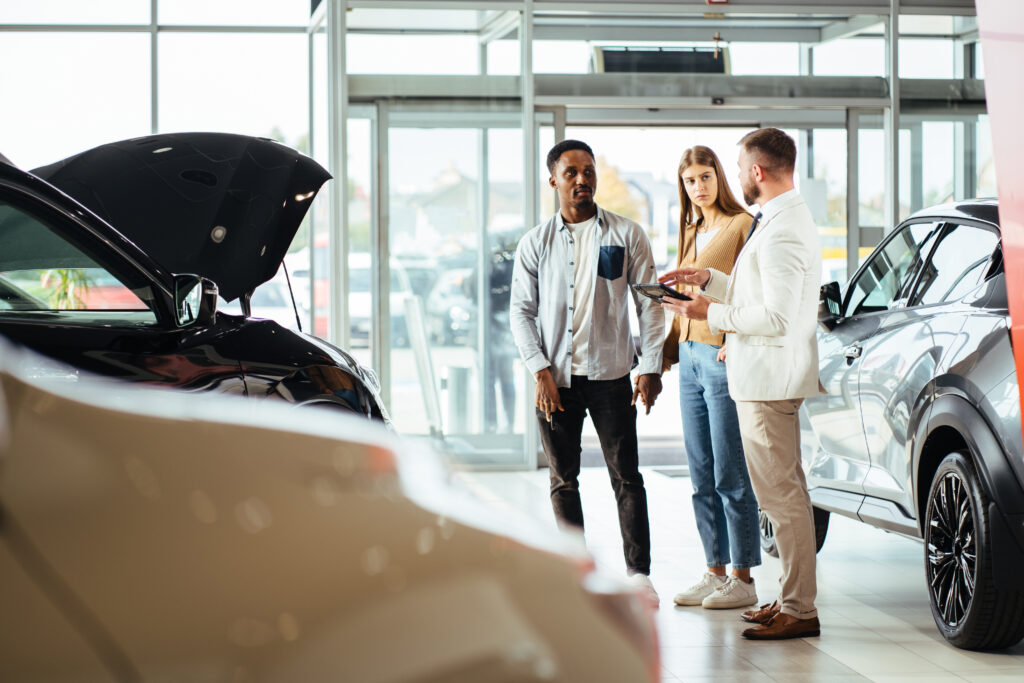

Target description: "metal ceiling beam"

left=348, top=73, right=986, bottom=110
left=820, top=15, right=884, bottom=43
left=560, top=107, right=853, bottom=128
left=349, top=75, right=520, bottom=98
left=531, top=1, right=976, bottom=17
left=342, top=0, right=977, bottom=18
left=527, top=25, right=821, bottom=43
left=953, top=16, right=978, bottom=38
left=479, top=9, right=520, bottom=44
left=534, top=73, right=891, bottom=105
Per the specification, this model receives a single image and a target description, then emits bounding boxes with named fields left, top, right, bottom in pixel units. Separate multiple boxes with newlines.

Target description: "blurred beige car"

left=0, top=340, right=658, bottom=682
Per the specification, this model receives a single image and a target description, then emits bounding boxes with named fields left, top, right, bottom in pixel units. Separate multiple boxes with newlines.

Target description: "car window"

left=0, top=199, right=157, bottom=323
left=912, top=223, right=1000, bottom=306
left=844, top=221, right=942, bottom=317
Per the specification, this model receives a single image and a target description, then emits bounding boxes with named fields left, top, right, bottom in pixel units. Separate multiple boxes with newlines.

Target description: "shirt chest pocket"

left=598, top=245, right=625, bottom=280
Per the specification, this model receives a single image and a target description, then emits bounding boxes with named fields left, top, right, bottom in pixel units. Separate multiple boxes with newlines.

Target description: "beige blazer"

left=661, top=212, right=751, bottom=373
left=703, top=190, right=822, bottom=401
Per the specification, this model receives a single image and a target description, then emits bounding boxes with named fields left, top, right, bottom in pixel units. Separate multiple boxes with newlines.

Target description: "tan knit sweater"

left=661, top=212, right=753, bottom=373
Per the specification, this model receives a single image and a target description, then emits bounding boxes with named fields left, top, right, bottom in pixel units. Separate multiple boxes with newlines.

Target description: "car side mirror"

left=174, top=274, right=218, bottom=327
left=818, top=281, right=842, bottom=332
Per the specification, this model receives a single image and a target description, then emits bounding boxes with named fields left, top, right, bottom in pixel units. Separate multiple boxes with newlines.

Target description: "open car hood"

left=31, top=133, right=331, bottom=302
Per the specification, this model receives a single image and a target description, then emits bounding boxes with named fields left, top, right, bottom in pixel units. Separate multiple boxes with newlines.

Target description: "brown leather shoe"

left=740, top=600, right=780, bottom=624
left=742, top=612, right=820, bottom=640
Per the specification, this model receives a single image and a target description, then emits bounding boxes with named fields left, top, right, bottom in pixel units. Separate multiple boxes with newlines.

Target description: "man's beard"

left=572, top=186, right=595, bottom=210
left=742, top=179, right=760, bottom=206
left=573, top=196, right=596, bottom=210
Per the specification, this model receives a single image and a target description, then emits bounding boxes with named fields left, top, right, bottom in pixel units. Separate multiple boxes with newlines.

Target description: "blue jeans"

left=678, top=341, right=761, bottom=569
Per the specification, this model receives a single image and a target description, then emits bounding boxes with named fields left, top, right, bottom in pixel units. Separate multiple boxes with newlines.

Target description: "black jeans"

left=537, top=374, right=651, bottom=575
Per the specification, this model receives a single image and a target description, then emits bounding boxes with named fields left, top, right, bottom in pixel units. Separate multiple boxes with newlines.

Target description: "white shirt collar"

left=755, top=188, right=800, bottom=223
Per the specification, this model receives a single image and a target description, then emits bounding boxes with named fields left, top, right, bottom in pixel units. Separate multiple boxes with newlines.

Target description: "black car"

left=0, top=133, right=389, bottom=424
left=759, top=199, right=1024, bottom=650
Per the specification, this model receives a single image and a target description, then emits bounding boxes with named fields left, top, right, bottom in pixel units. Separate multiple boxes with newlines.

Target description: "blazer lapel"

left=724, top=194, right=801, bottom=303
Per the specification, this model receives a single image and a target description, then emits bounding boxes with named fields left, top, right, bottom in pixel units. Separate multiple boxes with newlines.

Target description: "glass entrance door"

left=380, top=107, right=541, bottom=467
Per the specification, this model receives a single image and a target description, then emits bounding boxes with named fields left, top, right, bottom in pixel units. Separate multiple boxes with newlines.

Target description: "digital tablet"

left=631, top=283, right=692, bottom=303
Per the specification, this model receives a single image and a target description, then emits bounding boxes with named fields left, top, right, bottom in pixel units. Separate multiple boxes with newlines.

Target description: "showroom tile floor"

left=455, top=466, right=1024, bottom=682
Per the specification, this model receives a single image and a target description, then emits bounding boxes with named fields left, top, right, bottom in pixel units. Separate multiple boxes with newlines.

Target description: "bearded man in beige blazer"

left=659, top=128, right=823, bottom=640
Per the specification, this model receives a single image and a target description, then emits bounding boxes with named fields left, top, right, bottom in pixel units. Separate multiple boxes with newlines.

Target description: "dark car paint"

left=1, top=154, right=176, bottom=320
left=0, top=139, right=388, bottom=424
left=31, top=133, right=332, bottom=303
left=804, top=199, right=1024, bottom=588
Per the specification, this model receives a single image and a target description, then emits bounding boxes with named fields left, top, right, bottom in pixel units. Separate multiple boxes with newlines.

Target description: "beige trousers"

left=734, top=398, right=818, bottom=620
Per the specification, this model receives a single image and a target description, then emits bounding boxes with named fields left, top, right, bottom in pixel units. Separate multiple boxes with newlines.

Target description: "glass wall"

left=345, top=117, right=374, bottom=366
left=900, top=39, right=955, bottom=78
left=385, top=119, right=529, bottom=463
left=1, top=2, right=994, bottom=468
left=0, top=3, right=313, bottom=329
left=978, top=115, right=996, bottom=197
left=0, top=32, right=151, bottom=168
left=158, top=29, right=310, bottom=328
left=308, top=23, right=329, bottom=339
left=814, top=38, right=885, bottom=76
left=921, top=122, right=956, bottom=205
left=729, top=43, right=801, bottom=75
left=0, top=0, right=149, bottom=25
left=157, top=0, right=308, bottom=26
left=158, top=33, right=308, bottom=142
left=807, top=129, right=849, bottom=283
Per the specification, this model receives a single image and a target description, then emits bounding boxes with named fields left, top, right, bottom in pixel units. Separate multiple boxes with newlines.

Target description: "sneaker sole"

left=701, top=596, right=759, bottom=610
left=673, top=597, right=710, bottom=606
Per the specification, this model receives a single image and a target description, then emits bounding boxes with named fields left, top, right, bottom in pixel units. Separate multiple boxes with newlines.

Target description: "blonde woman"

left=662, top=145, right=761, bottom=609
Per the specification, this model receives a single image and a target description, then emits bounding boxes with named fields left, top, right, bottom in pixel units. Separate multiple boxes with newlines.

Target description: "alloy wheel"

left=927, top=470, right=977, bottom=627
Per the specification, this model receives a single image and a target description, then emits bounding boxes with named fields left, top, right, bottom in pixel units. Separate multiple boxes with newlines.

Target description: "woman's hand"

left=717, top=345, right=726, bottom=362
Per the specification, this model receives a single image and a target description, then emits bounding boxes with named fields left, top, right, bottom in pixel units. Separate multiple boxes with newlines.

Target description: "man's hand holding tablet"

left=653, top=267, right=713, bottom=321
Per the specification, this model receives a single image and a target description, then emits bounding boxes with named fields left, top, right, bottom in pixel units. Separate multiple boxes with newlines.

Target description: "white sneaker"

left=630, top=574, right=660, bottom=609
left=672, top=572, right=727, bottom=606
left=701, top=576, right=758, bottom=609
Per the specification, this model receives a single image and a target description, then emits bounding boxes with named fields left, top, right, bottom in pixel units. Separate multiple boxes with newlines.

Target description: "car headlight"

left=450, top=306, right=471, bottom=323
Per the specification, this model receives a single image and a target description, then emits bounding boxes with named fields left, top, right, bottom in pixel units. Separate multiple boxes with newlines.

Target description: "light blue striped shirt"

left=510, top=206, right=664, bottom=388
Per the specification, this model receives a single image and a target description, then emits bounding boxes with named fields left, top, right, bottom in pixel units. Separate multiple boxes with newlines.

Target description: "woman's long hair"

left=677, top=145, right=749, bottom=231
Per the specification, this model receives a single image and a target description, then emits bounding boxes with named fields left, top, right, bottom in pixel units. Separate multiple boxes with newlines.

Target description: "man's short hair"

left=546, top=139, right=594, bottom=174
left=739, top=128, right=796, bottom=178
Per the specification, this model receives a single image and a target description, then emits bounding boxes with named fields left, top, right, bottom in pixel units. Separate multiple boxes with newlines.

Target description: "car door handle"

left=843, top=344, right=862, bottom=359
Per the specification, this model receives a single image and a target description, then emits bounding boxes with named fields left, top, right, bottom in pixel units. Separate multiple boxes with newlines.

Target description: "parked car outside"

left=396, top=253, right=441, bottom=304
left=424, top=238, right=517, bottom=348
left=426, top=266, right=475, bottom=345
left=348, top=252, right=413, bottom=348
left=0, top=339, right=660, bottom=682
left=286, top=246, right=414, bottom=348
left=763, top=199, right=1024, bottom=650
left=219, top=273, right=309, bottom=332
left=0, top=133, right=388, bottom=423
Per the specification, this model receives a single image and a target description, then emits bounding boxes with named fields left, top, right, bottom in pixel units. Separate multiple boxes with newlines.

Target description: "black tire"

left=924, top=452, right=1024, bottom=650
left=759, top=506, right=830, bottom=558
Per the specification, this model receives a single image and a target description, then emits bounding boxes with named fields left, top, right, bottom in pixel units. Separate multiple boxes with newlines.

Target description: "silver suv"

left=761, top=199, right=1024, bottom=650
